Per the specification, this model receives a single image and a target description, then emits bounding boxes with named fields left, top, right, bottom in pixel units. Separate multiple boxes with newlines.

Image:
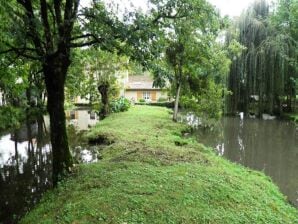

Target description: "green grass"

left=20, top=106, right=298, bottom=224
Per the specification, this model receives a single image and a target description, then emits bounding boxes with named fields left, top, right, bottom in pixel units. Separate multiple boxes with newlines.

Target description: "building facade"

left=123, top=75, right=167, bottom=102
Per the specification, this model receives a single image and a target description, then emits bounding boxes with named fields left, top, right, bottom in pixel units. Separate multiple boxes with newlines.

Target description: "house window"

left=143, top=91, right=151, bottom=100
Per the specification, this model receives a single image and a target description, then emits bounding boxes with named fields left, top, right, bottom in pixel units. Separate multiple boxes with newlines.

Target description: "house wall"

left=125, top=91, right=138, bottom=102
left=74, top=96, right=90, bottom=105
left=124, top=90, right=167, bottom=102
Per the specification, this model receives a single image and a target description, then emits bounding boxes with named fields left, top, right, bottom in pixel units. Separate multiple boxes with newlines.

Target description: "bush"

left=157, top=97, right=168, bottom=102
left=139, top=99, right=145, bottom=103
left=135, top=101, right=174, bottom=108
left=110, top=97, right=131, bottom=113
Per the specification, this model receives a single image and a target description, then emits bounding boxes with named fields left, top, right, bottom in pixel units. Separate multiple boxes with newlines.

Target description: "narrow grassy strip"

left=21, top=106, right=298, bottom=224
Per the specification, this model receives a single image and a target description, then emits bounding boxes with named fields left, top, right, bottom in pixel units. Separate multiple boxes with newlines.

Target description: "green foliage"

left=20, top=106, right=298, bottom=224
left=139, top=99, right=146, bottom=103
left=283, top=112, right=298, bottom=123
left=181, top=81, right=224, bottom=121
left=149, top=0, right=230, bottom=121
left=110, top=97, right=131, bottom=113
left=0, top=106, right=24, bottom=131
left=157, top=97, right=168, bottom=102
left=66, top=48, right=130, bottom=108
left=226, top=0, right=298, bottom=115
left=136, top=101, right=174, bottom=108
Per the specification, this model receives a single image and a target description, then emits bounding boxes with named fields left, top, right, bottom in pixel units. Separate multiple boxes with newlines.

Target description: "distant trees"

left=151, top=0, right=230, bottom=121
left=225, top=0, right=298, bottom=116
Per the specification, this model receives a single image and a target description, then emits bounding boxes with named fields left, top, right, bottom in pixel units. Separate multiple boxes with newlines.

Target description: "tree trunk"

left=26, top=87, right=32, bottom=107
left=173, top=82, right=181, bottom=122
left=98, top=83, right=110, bottom=119
left=44, top=56, right=72, bottom=186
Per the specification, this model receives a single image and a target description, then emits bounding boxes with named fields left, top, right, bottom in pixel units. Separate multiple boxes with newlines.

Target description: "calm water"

left=0, top=109, right=98, bottom=224
left=194, top=116, right=298, bottom=207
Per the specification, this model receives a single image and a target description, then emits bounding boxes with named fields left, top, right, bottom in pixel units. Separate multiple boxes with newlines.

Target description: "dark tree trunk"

left=44, top=55, right=72, bottom=186
left=98, top=83, right=110, bottom=119
left=37, top=92, right=44, bottom=109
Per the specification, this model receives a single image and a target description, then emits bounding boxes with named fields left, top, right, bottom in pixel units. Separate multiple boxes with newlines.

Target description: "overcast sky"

left=80, top=0, right=259, bottom=17
left=208, top=0, right=257, bottom=17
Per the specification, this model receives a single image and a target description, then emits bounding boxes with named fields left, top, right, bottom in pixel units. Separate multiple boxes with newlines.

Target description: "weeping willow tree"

left=226, top=0, right=297, bottom=116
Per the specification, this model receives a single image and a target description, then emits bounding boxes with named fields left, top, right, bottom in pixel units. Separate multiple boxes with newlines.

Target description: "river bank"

left=20, top=106, right=297, bottom=223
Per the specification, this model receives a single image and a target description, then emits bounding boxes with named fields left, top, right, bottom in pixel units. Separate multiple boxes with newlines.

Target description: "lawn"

left=20, top=106, right=298, bottom=224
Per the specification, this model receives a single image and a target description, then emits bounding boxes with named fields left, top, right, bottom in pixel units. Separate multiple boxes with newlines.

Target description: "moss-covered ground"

left=20, top=106, right=298, bottom=223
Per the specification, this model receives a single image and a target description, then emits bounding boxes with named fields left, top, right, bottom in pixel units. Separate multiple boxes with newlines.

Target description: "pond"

left=192, top=115, right=298, bottom=207
left=0, top=109, right=99, bottom=224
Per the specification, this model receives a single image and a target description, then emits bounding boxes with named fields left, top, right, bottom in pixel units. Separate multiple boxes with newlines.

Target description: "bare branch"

left=54, top=0, right=63, bottom=36
left=69, top=40, right=99, bottom=48
left=70, top=33, right=98, bottom=41
left=70, top=33, right=106, bottom=48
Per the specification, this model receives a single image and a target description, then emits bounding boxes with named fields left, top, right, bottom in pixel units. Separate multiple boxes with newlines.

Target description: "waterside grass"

left=20, top=106, right=298, bottom=223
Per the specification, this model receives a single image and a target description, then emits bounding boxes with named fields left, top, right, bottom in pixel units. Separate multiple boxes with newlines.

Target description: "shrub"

left=157, top=97, right=168, bottom=102
left=110, top=97, right=131, bottom=113
left=139, top=99, right=145, bottom=103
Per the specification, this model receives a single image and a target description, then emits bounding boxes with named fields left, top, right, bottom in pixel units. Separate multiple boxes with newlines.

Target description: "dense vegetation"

left=0, top=0, right=297, bottom=222
left=226, top=0, right=298, bottom=116
left=20, top=106, right=297, bottom=223
left=0, top=0, right=297, bottom=182
left=0, top=0, right=230, bottom=182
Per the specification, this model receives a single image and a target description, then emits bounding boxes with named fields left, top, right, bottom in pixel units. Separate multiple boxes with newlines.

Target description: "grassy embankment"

left=21, top=106, right=298, bottom=223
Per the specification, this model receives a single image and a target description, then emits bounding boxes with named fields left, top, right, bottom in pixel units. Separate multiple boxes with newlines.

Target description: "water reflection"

left=194, top=117, right=298, bottom=207
left=0, top=116, right=51, bottom=224
left=66, top=109, right=98, bottom=130
left=0, top=109, right=99, bottom=223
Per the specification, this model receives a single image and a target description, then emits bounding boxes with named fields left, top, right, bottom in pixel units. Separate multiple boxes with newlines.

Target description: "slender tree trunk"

left=173, top=82, right=181, bottom=122
left=98, top=83, right=110, bottom=119
left=26, top=86, right=32, bottom=107
left=44, top=56, right=72, bottom=186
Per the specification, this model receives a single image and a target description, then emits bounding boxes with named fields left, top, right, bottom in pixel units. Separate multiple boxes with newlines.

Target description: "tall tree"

left=151, top=0, right=226, bottom=121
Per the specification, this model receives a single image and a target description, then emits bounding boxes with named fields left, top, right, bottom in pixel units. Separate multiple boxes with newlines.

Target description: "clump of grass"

left=21, top=106, right=298, bottom=224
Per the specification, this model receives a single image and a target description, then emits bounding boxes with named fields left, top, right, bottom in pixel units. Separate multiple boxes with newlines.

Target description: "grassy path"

left=21, top=106, right=298, bottom=223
